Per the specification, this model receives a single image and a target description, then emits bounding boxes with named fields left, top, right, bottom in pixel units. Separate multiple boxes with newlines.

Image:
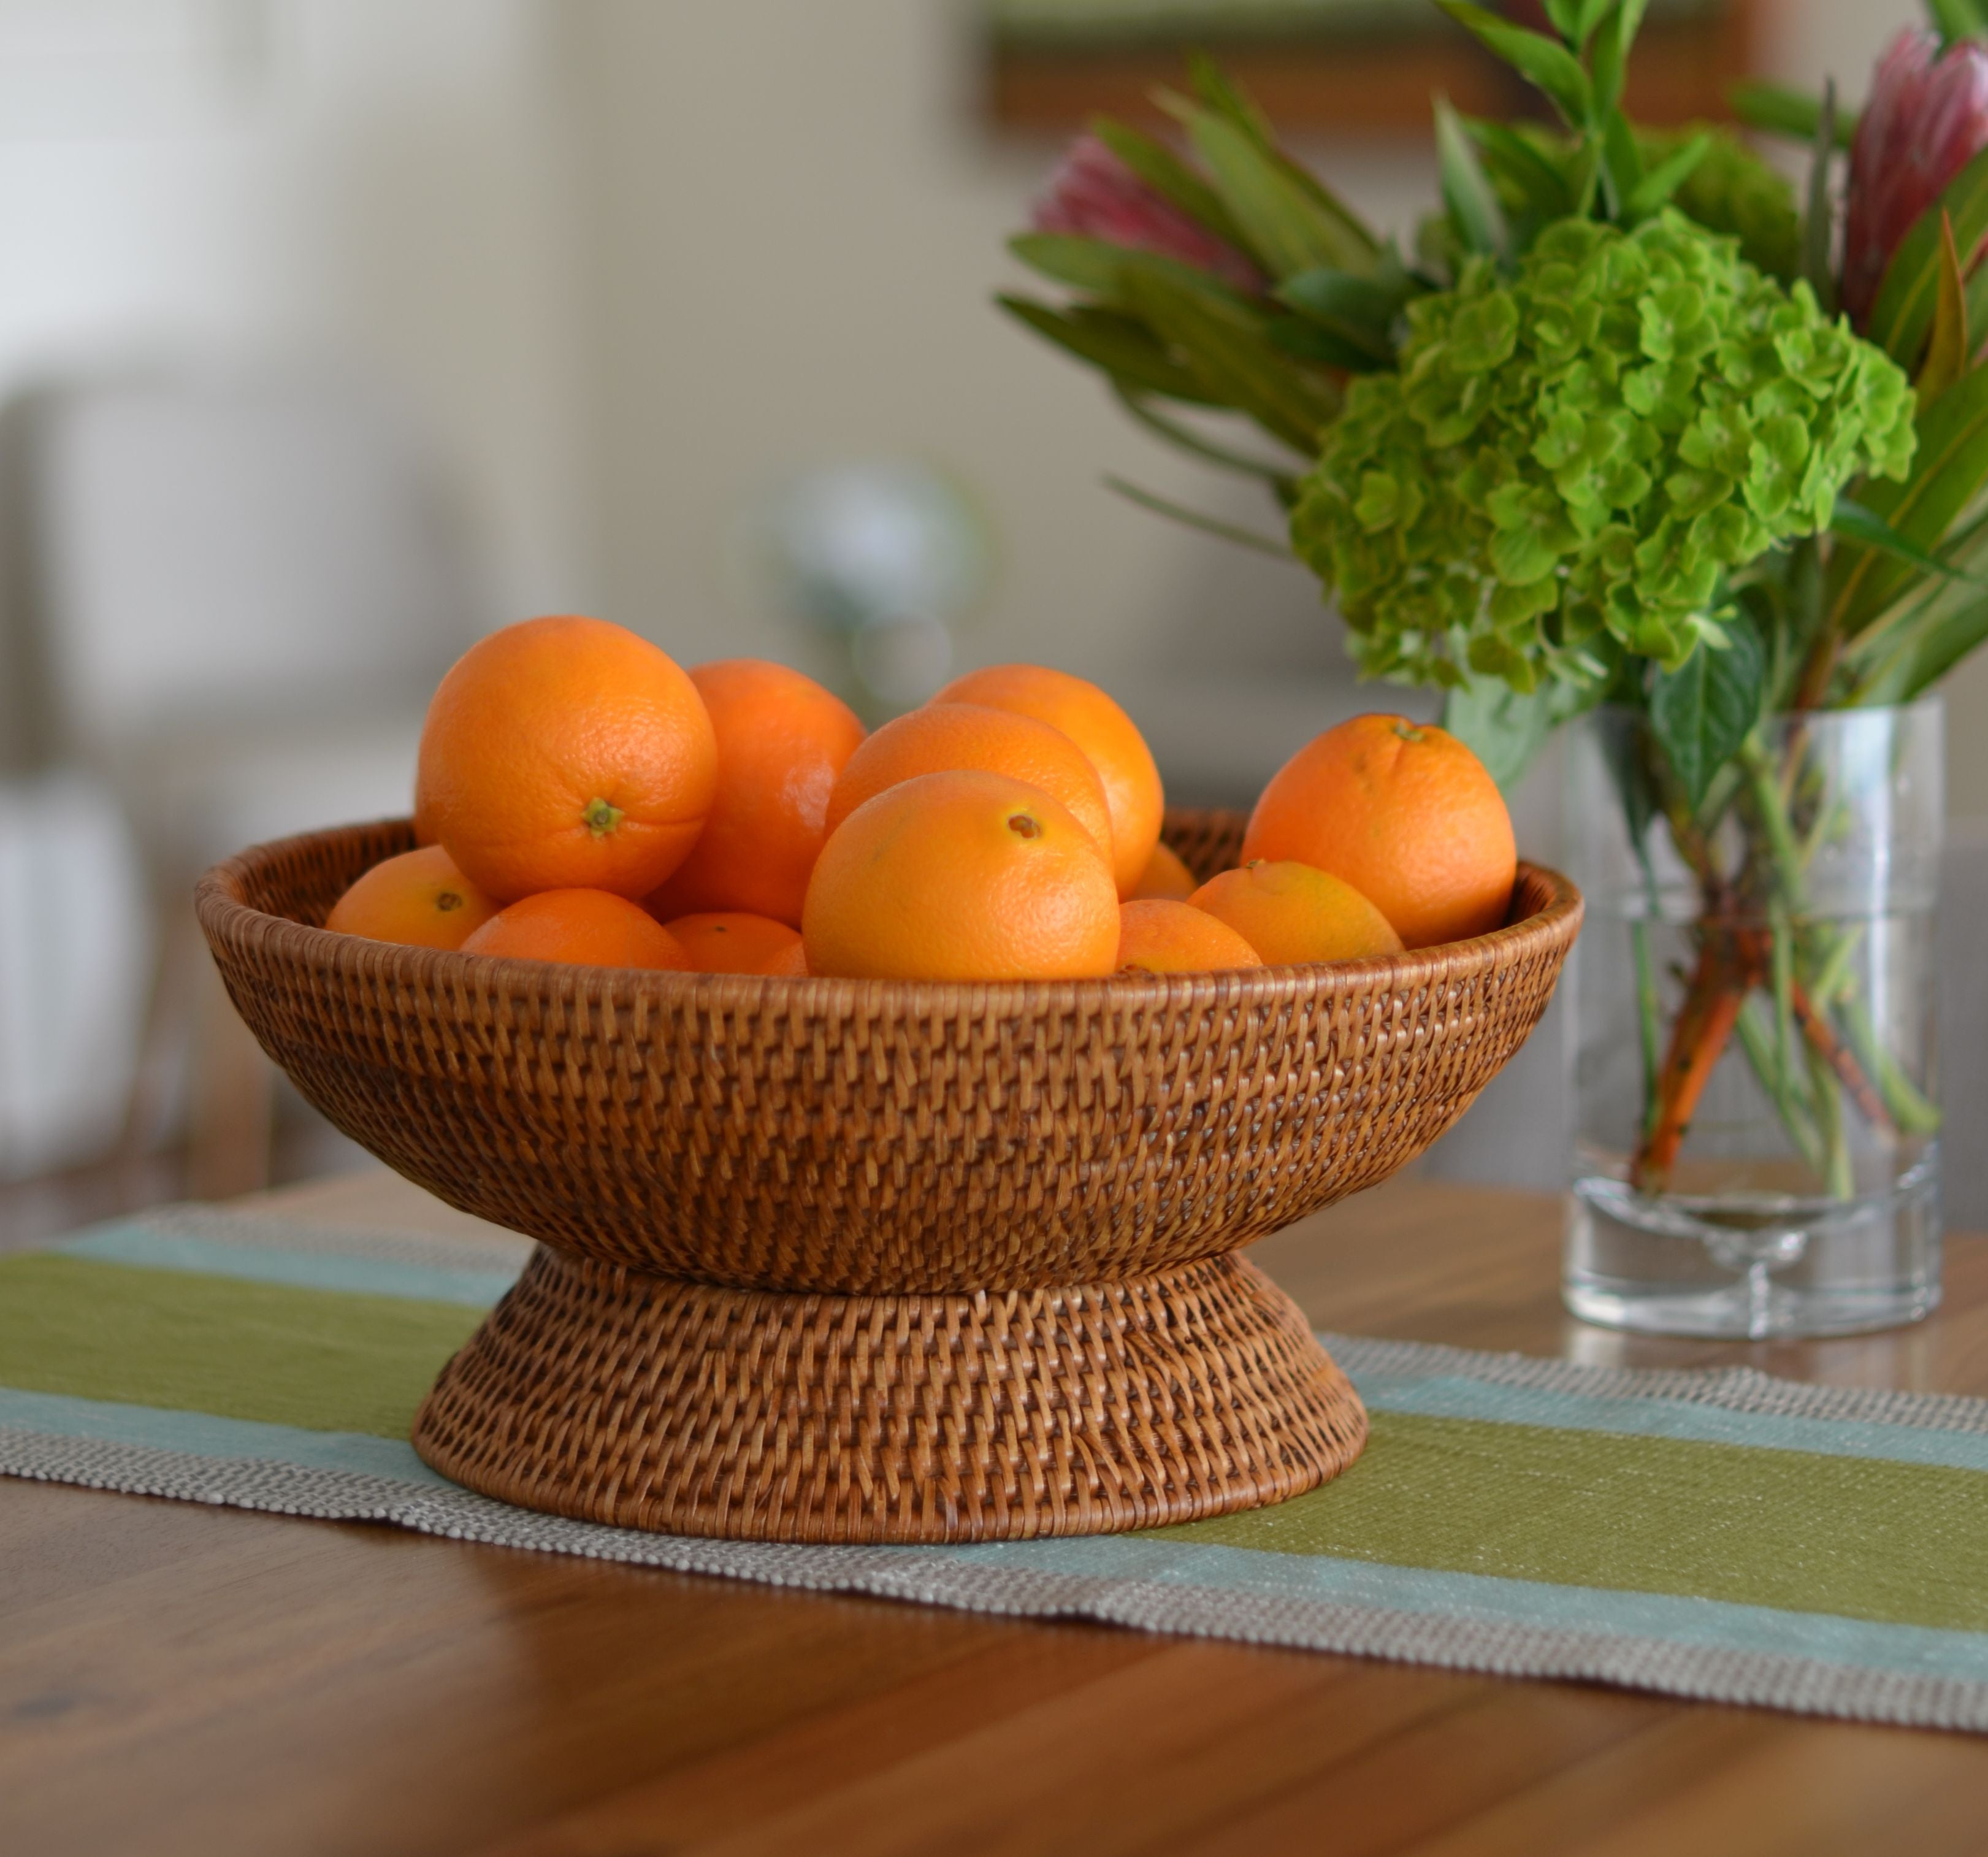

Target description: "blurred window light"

left=0, top=0, right=271, bottom=139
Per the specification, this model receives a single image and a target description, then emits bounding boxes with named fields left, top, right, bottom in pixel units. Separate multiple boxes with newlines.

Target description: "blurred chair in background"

left=0, top=367, right=476, bottom=1207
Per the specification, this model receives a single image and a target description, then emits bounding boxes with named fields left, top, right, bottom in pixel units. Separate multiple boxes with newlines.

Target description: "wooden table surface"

left=8, top=1171, right=1988, bottom=1857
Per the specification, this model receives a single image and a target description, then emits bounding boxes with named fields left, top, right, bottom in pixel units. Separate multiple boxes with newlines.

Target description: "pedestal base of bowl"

left=411, top=1247, right=1367, bottom=1544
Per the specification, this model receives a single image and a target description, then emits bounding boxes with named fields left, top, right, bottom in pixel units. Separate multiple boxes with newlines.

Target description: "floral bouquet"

left=1000, top=2, right=1988, bottom=1325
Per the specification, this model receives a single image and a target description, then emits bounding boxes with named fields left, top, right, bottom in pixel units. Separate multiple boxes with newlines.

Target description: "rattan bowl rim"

left=195, top=815, right=1584, bottom=1014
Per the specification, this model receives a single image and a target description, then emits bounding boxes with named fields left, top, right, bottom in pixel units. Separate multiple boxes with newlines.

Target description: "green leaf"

left=1177, top=105, right=1374, bottom=280
left=1109, top=382, right=1299, bottom=488
left=1123, top=267, right=1340, bottom=452
left=1434, top=1, right=1593, bottom=127
left=1918, top=211, right=1971, bottom=408
left=1466, top=119, right=1577, bottom=222
left=1832, top=495, right=1988, bottom=588
left=1543, top=0, right=1616, bottom=48
left=1163, top=67, right=1379, bottom=272
left=1800, top=83, right=1839, bottom=314
left=1728, top=82, right=1857, bottom=148
left=1277, top=265, right=1404, bottom=335
left=1088, top=118, right=1248, bottom=253
left=1832, top=364, right=1988, bottom=630
left=1187, top=52, right=1274, bottom=144
left=1590, top=0, right=1646, bottom=123
left=1006, top=234, right=1251, bottom=310
left=1851, top=585, right=1988, bottom=703
left=1442, top=673, right=1597, bottom=789
left=1867, top=141, right=1988, bottom=367
left=1600, top=113, right=1645, bottom=220
left=995, top=295, right=1223, bottom=405
left=1648, top=616, right=1766, bottom=806
left=1434, top=94, right=1510, bottom=260
left=1102, top=475, right=1294, bottom=557
left=1929, top=0, right=1988, bottom=47
left=1626, top=131, right=1712, bottom=221
left=1266, top=316, right=1394, bottom=371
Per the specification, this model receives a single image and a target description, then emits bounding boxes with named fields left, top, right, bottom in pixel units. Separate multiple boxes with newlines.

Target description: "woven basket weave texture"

left=196, top=813, right=1581, bottom=1297
left=196, top=811, right=1579, bottom=1542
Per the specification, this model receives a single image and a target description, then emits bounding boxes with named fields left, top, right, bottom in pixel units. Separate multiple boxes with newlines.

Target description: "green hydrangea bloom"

left=1649, top=127, right=1802, bottom=284
left=1290, top=212, right=1916, bottom=694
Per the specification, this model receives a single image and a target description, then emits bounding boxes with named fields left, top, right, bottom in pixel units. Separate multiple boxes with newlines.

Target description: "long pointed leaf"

left=1186, top=53, right=1274, bottom=145
left=1929, top=0, right=1988, bottom=47
left=1591, top=0, right=1648, bottom=123
left=1832, top=496, right=1988, bottom=587
left=1600, top=112, right=1644, bottom=220
left=1110, top=383, right=1299, bottom=488
left=1276, top=265, right=1405, bottom=335
left=1180, top=105, right=1373, bottom=279
left=1918, top=212, right=1971, bottom=408
left=1851, top=586, right=1988, bottom=702
left=1434, top=94, right=1510, bottom=260
left=1434, top=0, right=1592, bottom=127
left=1266, top=317, right=1393, bottom=371
left=1800, top=82, right=1838, bottom=313
left=1125, top=268, right=1340, bottom=453
left=1867, top=142, right=1988, bottom=366
left=995, top=296, right=1223, bottom=405
left=1006, top=234, right=1250, bottom=310
left=1467, top=118, right=1577, bottom=220
left=1102, top=475, right=1294, bottom=557
left=1830, top=363, right=1988, bottom=630
left=1729, top=82, right=1858, bottom=147
left=1626, top=131, right=1713, bottom=220
left=1088, top=118, right=1247, bottom=253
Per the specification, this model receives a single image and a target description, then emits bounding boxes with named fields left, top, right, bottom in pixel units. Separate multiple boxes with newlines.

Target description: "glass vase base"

left=1563, top=1165, right=1941, bottom=1339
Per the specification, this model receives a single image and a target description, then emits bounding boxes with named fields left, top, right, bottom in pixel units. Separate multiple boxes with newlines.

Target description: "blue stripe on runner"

left=57, top=1227, right=519, bottom=1308
left=0, top=1387, right=450, bottom=1487
left=1353, top=1371, right=1988, bottom=1477
left=956, top=1534, right=1988, bottom=1685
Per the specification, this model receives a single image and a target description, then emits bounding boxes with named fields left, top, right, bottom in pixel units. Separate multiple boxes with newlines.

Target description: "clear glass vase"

left=1564, top=700, right=1943, bottom=1338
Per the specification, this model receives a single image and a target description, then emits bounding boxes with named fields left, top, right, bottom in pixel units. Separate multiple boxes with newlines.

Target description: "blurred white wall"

left=0, top=0, right=590, bottom=629
left=0, top=0, right=1968, bottom=815
left=556, top=1, right=1437, bottom=695
left=558, top=0, right=1988, bottom=822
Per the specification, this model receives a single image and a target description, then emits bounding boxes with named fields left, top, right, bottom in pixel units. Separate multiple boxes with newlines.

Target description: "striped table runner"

left=7, top=1204, right=1988, bottom=1732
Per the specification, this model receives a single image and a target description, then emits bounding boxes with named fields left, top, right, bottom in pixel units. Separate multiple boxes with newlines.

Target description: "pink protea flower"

left=1033, top=134, right=1266, bottom=293
left=1842, top=28, right=1988, bottom=327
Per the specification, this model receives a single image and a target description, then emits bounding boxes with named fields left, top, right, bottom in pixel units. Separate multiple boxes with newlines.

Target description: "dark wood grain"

left=6, top=1170, right=1988, bottom=1857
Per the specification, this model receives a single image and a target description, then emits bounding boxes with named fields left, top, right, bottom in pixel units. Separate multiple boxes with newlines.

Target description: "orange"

left=1242, top=714, right=1515, bottom=949
left=324, top=845, right=499, bottom=951
left=931, top=665, right=1162, bottom=897
left=644, top=658, right=864, bottom=928
left=1115, top=899, right=1263, bottom=975
left=824, top=703, right=1113, bottom=863
left=802, top=771, right=1119, bottom=982
left=1130, top=840, right=1197, bottom=901
left=461, top=889, right=690, bottom=970
left=1190, top=861, right=1403, bottom=965
left=762, top=938, right=810, bottom=978
left=415, top=615, right=718, bottom=902
left=661, top=911, right=804, bottom=975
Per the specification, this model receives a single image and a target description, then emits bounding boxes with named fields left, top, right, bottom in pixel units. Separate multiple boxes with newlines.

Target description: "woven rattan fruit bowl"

left=197, top=808, right=1580, bottom=1545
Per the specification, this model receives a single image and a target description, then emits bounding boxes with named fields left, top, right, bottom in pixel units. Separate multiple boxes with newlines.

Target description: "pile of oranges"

left=324, top=614, right=1518, bottom=981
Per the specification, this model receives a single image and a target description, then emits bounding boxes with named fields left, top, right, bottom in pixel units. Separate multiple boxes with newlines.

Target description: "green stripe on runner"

left=0, top=1254, right=479, bottom=1439
left=12, top=1248, right=1988, bottom=1637
left=1168, top=1410, right=1988, bottom=1635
